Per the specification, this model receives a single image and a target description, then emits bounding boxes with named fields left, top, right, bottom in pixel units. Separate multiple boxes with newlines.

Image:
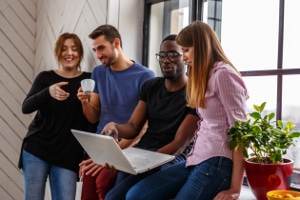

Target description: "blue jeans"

left=126, top=156, right=233, bottom=200
left=105, top=154, right=186, bottom=200
left=22, top=150, right=77, bottom=200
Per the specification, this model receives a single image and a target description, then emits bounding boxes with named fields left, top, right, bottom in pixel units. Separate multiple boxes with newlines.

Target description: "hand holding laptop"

left=103, top=163, right=117, bottom=172
left=79, top=158, right=104, bottom=177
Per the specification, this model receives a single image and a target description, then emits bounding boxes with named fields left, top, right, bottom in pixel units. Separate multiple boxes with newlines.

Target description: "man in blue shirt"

left=77, top=24, right=155, bottom=200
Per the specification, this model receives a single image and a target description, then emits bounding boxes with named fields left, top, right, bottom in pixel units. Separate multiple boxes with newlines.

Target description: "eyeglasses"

left=155, top=52, right=182, bottom=62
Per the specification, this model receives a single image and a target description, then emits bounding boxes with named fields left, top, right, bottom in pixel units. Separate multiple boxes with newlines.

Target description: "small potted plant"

left=228, top=102, right=300, bottom=200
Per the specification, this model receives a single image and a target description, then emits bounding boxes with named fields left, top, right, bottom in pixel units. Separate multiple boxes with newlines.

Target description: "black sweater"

left=20, top=70, right=97, bottom=173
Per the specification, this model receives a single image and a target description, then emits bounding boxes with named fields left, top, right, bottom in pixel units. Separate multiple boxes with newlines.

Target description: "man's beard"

left=102, top=57, right=114, bottom=67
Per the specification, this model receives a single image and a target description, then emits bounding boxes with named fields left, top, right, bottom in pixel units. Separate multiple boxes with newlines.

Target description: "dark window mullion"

left=240, top=68, right=300, bottom=76
left=276, top=0, right=285, bottom=121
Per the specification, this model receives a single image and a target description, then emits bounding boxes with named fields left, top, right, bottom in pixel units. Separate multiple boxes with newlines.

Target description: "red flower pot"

left=245, top=158, right=294, bottom=200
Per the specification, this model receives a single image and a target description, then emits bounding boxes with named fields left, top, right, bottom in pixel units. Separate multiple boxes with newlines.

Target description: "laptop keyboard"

left=124, top=153, right=153, bottom=167
left=121, top=147, right=175, bottom=173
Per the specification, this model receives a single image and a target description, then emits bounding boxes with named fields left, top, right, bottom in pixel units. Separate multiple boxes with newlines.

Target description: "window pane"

left=220, top=0, right=279, bottom=71
left=283, top=0, right=300, bottom=69
left=282, top=75, right=300, bottom=131
left=283, top=75, right=300, bottom=168
left=202, top=0, right=222, bottom=38
left=148, top=0, right=190, bottom=76
left=243, top=76, right=277, bottom=115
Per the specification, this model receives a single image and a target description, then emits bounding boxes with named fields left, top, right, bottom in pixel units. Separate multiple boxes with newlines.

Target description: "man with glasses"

left=101, top=34, right=199, bottom=200
left=156, top=51, right=182, bottom=63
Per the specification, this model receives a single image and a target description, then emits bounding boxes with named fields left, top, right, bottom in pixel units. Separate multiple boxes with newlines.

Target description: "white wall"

left=0, top=0, right=144, bottom=198
left=118, top=0, right=145, bottom=64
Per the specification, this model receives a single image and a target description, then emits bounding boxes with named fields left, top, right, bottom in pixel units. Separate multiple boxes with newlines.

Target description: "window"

left=143, top=0, right=196, bottom=76
left=144, top=0, right=300, bottom=129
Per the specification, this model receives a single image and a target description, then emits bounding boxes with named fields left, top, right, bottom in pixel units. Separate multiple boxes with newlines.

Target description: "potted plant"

left=228, top=102, right=300, bottom=200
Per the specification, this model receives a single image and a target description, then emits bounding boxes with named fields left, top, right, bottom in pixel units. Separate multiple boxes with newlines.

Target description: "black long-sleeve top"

left=20, top=70, right=97, bottom=173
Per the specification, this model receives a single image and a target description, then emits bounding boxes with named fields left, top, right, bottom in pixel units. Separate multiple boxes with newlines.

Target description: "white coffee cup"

left=81, top=79, right=95, bottom=94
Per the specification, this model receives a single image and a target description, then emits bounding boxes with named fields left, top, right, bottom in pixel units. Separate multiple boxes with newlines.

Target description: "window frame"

left=142, top=0, right=200, bottom=66
left=142, top=0, right=300, bottom=122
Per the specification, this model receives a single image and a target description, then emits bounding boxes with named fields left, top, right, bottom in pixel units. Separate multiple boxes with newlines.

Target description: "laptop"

left=71, top=129, right=175, bottom=175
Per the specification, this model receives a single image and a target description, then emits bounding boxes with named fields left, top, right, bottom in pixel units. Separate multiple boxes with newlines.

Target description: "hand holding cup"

left=81, top=79, right=95, bottom=94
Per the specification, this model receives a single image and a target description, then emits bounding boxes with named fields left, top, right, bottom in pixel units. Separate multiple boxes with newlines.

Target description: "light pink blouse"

left=186, top=61, right=248, bottom=167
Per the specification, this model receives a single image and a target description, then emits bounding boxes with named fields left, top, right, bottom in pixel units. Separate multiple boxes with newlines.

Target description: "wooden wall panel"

left=0, top=118, right=22, bottom=152
left=0, top=29, right=33, bottom=82
left=5, top=0, right=35, bottom=32
left=0, top=154, right=23, bottom=200
left=0, top=185, right=14, bottom=200
left=0, top=61, right=28, bottom=105
left=2, top=6, right=35, bottom=51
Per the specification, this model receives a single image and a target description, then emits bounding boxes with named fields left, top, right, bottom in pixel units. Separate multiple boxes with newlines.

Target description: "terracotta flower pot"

left=245, top=158, right=294, bottom=200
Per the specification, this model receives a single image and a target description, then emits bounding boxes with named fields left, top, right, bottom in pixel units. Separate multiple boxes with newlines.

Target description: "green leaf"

left=260, top=102, right=267, bottom=112
left=286, top=121, right=295, bottom=131
left=243, top=148, right=249, bottom=158
left=249, top=112, right=261, bottom=120
left=290, top=132, right=300, bottom=138
left=277, top=120, right=283, bottom=128
left=253, top=104, right=260, bottom=111
left=268, top=113, right=275, bottom=121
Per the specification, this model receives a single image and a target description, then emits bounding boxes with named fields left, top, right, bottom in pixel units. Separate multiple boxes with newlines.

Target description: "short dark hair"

left=160, top=34, right=177, bottom=48
left=89, top=24, right=122, bottom=47
left=162, top=34, right=177, bottom=43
